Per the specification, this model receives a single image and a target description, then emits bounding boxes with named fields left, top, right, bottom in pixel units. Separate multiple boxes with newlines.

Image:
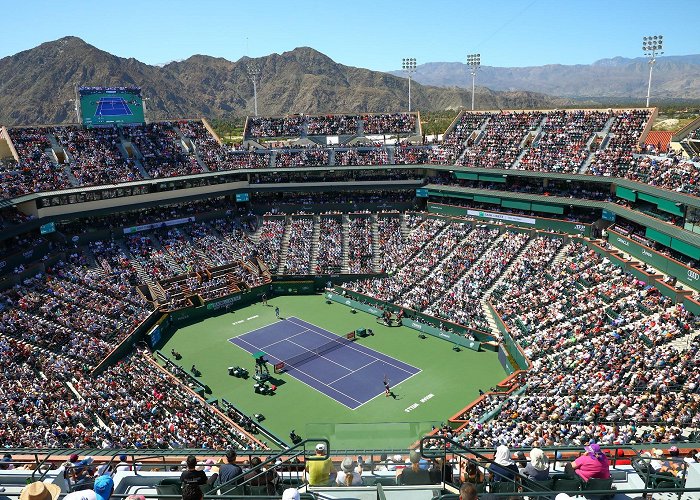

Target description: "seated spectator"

left=397, top=450, right=431, bottom=485
left=488, top=445, right=518, bottom=482
left=18, top=481, right=61, bottom=500
left=570, top=443, right=610, bottom=482
left=460, top=461, right=483, bottom=485
left=244, top=457, right=279, bottom=494
left=305, top=443, right=334, bottom=486
left=519, top=448, right=549, bottom=481
left=429, top=457, right=454, bottom=484
left=335, top=458, right=363, bottom=486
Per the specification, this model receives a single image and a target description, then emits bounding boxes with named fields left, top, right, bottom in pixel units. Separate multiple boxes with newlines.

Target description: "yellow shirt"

left=306, top=457, right=332, bottom=486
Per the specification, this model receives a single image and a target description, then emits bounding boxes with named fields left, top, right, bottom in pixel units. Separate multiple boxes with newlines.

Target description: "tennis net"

left=275, top=332, right=356, bottom=372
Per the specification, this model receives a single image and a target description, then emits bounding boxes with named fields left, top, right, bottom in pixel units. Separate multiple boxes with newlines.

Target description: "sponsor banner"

left=466, top=209, right=536, bottom=225
left=326, top=292, right=384, bottom=317
left=400, top=318, right=480, bottom=351
left=123, top=216, right=195, bottom=234
left=206, top=294, right=242, bottom=310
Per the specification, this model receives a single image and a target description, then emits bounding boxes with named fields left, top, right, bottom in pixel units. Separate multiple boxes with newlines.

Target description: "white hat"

left=555, top=494, right=573, bottom=500
left=282, top=489, right=300, bottom=500
left=315, top=443, right=326, bottom=452
left=393, top=454, right=402, bottom=461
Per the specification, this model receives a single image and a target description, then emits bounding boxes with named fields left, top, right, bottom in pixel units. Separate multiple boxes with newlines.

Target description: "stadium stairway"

left=276, top=216, right=293, bottom=274
left=511, top=149, right=529, bottom=169
left=116, top=239, right=167, bottom=303
left=309, top=215, right=321, bottom=272
left=370, top=214, right=381, bottom=273
left=341, top=214, right=350, bottom=273
left=669, top=327, right=700, bottom=352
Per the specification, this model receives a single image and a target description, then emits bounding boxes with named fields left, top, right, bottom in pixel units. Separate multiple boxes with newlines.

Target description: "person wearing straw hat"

left=571, top=442, right=610, bottom=482
left=19, top=482, right=61, bottom=500
left=519, top=447, right=550, bottom=481
left=335, top=458, right=363, bottom=486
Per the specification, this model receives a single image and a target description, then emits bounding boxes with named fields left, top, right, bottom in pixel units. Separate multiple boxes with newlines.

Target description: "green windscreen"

left=671, top=238, right=700, bottom=260
left=474, top=195, right=500, bottom=204
left=657, top=199, right=684, bottom=216
left=501, top=199, right=531, bottom=210
left=306, top=421, right=441, bottom=450
left=645, top=227, right=672, bottom=247
left=479, top=174, right=507, bottom=183
left=531, top=203, right=565, bottom=215
left=616, top=186, right=637, bottom=202
left=454, top=172, right=479, bottom=180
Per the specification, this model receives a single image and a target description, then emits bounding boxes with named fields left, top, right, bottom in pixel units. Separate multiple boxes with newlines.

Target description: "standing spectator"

left=305, top=443, right=334, bottom=486
left=181, top=484, right=202, bottom=500
left=181, top=455, right=216, bottom=486
left=215, top=450, right=243, bottom=488
left=570, top=443, right=610, bottom=482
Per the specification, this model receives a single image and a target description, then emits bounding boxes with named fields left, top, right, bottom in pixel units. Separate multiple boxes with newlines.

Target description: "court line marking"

left=352, top=369, right=422, bottom=410
left=228, top=326, right=361, bottom=409
left=227, top=320, right=308, bottom=343
left=285, top=317, right=419, bottom=376
left=328, top=359, right=377, bottom=384
left=285, top=338, right=352, bottom=373
left=259, top=328, right=314, bottom=350
left=228, top=316, right=420, bottom=410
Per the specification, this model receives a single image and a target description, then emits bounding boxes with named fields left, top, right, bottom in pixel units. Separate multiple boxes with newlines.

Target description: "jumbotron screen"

left=78, top=86, right=145, bottom=127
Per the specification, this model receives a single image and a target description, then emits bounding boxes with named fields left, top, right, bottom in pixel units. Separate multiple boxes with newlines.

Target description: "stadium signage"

left=615, top=237, right=630, bottom=247
left=207, top=294, right=242, bottom=310
left=466, top=210, right=536, bottom=225
left=689, top=270, right=700, bottom=282
left=642, top=249, right=653, bottom=257
left=123, top=216, right=195, bottom=234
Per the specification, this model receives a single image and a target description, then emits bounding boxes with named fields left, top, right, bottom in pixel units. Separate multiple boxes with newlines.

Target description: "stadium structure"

left=1, top=91, right=700, bottom=499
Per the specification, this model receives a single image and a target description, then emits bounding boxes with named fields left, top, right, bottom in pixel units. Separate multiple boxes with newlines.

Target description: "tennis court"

left=229, top=317, right=420, bottom=409
left=95, top=97, right=133, bottom=116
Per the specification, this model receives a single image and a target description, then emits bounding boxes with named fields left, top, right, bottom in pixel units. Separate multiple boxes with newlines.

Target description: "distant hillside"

left=388, top=55, right=700, bottom=101
left=0, top=37, right=571, bottom=126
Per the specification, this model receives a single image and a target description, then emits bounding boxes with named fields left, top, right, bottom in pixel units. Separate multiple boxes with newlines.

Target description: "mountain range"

left=388, top=55, right=700, bottom=101
left=0, top=37, right=571, bottom=126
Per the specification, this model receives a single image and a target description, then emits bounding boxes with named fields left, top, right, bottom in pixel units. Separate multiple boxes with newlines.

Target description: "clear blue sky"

left=3, top=0, right=699, bottom=70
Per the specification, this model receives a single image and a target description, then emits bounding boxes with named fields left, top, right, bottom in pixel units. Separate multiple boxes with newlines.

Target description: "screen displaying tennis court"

left=229, top=317, right=420, bottom=409
left=78, top=86, right=145, bottom=127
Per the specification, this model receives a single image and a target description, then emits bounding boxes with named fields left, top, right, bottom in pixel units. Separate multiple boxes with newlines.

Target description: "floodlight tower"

left=467, top=53, right=481, bottom=111
left=247, top=60, right=261, bottom=117
left=642, top=35, right=663, bottom=108
left=402, top=58, right=417, bottom=112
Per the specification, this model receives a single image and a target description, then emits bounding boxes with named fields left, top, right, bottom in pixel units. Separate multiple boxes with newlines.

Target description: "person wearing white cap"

left=304, top=443, right=334, bottom=486
left=281, top=488, right=300, bottom=500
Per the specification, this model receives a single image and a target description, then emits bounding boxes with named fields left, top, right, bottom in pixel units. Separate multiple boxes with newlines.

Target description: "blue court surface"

left=229, top=317, right=420, bottom=409
left=95, top=97, right=133, bottom=116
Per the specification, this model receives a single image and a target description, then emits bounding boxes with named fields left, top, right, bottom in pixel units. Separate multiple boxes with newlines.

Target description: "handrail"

left=206, top=438, right=329, bottom=497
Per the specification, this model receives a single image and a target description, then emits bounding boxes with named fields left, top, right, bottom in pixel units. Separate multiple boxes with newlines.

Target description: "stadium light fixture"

left=467, top=53, right=481, bottom=111
left=247, top=61, right=261, bottom=117
left=642, top=34, right=664, bottom=108
left=402, top=58, right=417, bottom=112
